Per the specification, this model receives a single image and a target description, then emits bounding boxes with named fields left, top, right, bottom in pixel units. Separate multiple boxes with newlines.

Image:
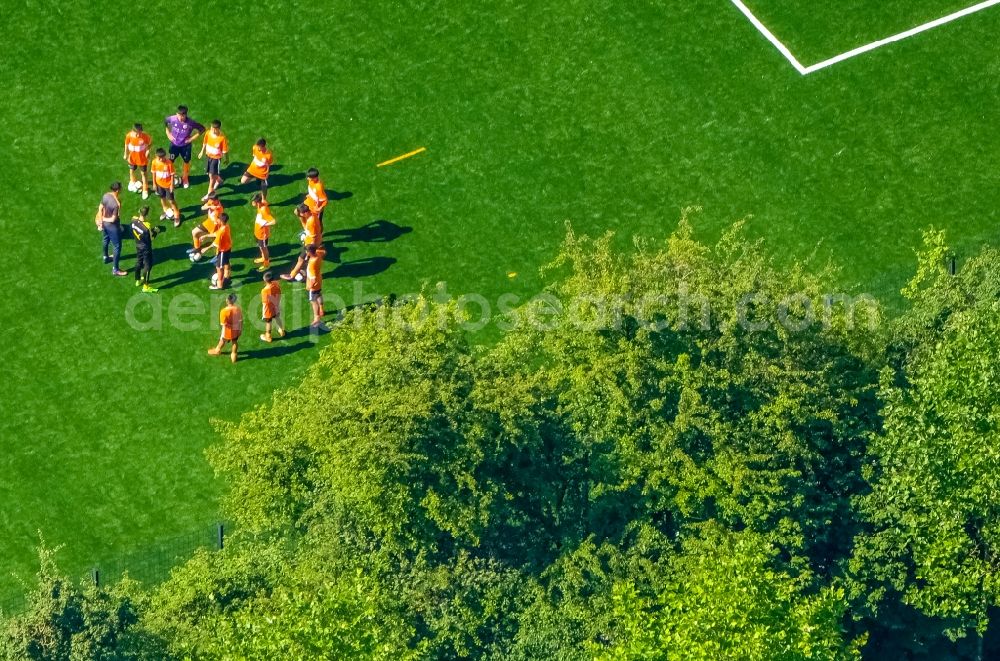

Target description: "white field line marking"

left=731, top=0, right=1000, bottom=75
left=729, top=0, right=808, bottom=73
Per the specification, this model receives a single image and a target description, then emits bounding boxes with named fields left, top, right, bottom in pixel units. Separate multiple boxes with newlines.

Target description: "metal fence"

left=0, top=521, right=231, bottom=615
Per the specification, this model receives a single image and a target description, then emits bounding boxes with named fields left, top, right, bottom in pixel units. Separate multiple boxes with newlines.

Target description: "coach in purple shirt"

left=164, top=105, right=204, bottom=189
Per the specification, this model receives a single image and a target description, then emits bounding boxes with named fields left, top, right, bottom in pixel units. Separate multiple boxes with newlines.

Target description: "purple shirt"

left=164, top=114, right=204, bottom=147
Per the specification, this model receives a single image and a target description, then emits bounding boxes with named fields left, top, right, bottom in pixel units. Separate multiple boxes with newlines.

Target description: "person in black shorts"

left=164, top=105, right=205, bottom=189
left=198, top=119, right=229, bottom=201
left=151, top=148, right=182, bottom=224
left=131, top=206, right=160, bottom=293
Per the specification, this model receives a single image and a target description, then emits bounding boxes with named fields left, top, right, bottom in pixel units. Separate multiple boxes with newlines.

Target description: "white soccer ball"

left=165, top=208, right=175, bottom=220
left=189, top=251, right=202, bottom=263
left=294, top=272, right=304, bottom=283
left=211, top=273, right=219, bottom=286
left=127, top=181, right=139, bottom=192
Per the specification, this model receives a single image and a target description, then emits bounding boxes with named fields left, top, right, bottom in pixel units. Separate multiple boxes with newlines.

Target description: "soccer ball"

left=211, top=273, right=219, bottom=287
left=298, top=231, right=307, bottom=244
left=189, top=251, right=202, bottom=263
left=127, top=181, right=139, bottom=193
left=165, top=208, right=175, bottom=220
left=294, top=272, right=304, bottom=283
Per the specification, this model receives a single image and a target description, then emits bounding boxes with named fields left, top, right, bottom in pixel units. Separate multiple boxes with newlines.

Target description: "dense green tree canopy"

left=8, top=221, right=1000, bottom=659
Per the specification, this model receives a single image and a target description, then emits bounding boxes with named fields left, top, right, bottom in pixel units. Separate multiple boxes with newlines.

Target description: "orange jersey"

left=246, top=144, right=273, bottom=179
left=220, top=305, right=243, bottom=340
left=306, top=254, right=323, bottom=291
left=305, top=179, right=327, bottom=213
left=253, top=202, right=275, bottom=241
left=124, top=131, right=152, bottom=166
left=202, top=199, right=223, bottom=232
left=203, top=131, right=229, bottom=159
left=261, top=281, right=281, bottom=319
left=151, top=157, right=174, bottom=187
left=302, top=212, right=323, bottom=247
left=214, top=223, right=232, bottom=252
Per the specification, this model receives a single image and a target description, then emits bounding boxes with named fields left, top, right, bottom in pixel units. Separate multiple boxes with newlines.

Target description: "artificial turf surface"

left=2, top=0, right=998, bottom=599
left=741, top=0, right=989, bottom=63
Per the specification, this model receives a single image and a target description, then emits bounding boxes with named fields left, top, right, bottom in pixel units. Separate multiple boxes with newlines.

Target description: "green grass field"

left=2, top=0, right=998, bottom=598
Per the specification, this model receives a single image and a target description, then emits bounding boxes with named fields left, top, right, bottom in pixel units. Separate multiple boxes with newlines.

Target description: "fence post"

left=217, top=523, right=225, bottom=551
left=92, top=568, right=100, bottom=587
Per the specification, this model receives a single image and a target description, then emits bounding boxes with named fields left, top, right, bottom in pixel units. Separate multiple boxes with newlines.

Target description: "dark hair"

left=139, top=206, right=150, bottom=217
left=227, top=294, right=238, bottom=305
left=110, top=182, right=122, bottom=192
left=211, top=119, right=221, bottom=128
left=219, top=212, right=229, bottom=223
left=256, top=138, right=267, bottom=148
left=252, top=192, right=265, bottom=205
left=133, top=122, right=143, bottom=131
left=306, top=167, right=319, bottom=179
left=263, top=271, right=273, bottom=283
left=155, top=147, right=166, bottom=157
left=177, top=105, right=188, bottom=114
left=295, top=203, right=310, bottom=215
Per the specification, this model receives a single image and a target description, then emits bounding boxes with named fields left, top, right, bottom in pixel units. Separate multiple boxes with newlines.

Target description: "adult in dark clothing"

left=131, top=206, right=160, bottom=292
left=95, top=182, right=127, bottom=276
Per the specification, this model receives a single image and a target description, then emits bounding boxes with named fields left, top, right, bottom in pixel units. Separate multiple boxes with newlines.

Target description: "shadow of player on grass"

left=331, top=219, right=412, bottom=243
left=244, top=324, right=327, bottom=360
left=327, top=256, right=397, bottom=279
left=272, top=187, right=352, bottom=209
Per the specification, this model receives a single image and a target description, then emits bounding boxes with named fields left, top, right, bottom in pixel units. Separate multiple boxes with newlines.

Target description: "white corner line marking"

left=730, top=0, right=1000, bottom=75
left=729, top=0, right=808, bottom=74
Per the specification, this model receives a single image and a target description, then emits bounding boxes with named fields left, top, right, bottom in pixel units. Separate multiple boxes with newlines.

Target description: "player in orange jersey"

left=259, top=271, right=286, bottom=343
left=240, top=138, right=273, bottom=198
left=304, top=168, right=328, bottom=222
left=123, top=123, right=151, bottom=199
left=150, top=148, right=182, bottom=227
left=280, top=204, right=323, bottom=282
left=251, top=193, right=276, bottom=271
left=198, top=119, right=229, bottom=201
left=189, top=192, right=223, bottom=261
left=208, top=293, right=243, bottom=363
left=305, top=244, right=325, bottom=329
left=209, top=212, right=232, bottom=290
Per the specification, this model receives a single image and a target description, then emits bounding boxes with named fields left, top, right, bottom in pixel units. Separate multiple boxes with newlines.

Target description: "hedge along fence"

left=0, top=521, right=231, bottom=615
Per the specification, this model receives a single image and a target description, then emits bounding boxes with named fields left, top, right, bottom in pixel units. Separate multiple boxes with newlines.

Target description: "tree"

left=0, top=545, right=162, bottom=661
left=855, top=302, right=1000, bottom=651
left=496, top=215, right=882, bottom=568
left=595, top=525, right=861, bottom=660
left=208, top=299, right=498, bottom=563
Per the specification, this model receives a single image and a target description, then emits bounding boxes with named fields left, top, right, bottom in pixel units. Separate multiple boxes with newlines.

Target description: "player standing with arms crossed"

left=199, top=119, right=229, bottom=200
left=123, top=123, right=151, bottom=199
left=164, top=105, right=204, bottom=189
